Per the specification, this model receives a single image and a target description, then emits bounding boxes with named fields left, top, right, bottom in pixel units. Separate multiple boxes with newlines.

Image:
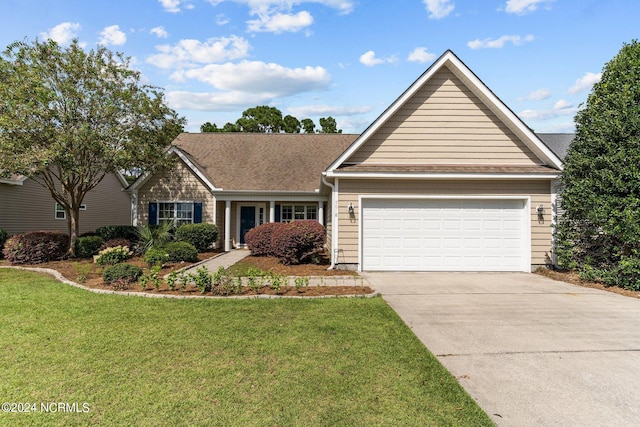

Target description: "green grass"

left=0, top=269, right=493, bottom=426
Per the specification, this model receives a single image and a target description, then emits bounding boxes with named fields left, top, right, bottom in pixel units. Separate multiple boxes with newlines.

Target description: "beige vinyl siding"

left=325, top=199, right=333, bottom=252
left=336, top=179, right=553, bottom=267
left=347, top=67, right=541, bottom=165
left=0, top=173, right=130, bottom=236
left=137, top=160, right=212, bottom=225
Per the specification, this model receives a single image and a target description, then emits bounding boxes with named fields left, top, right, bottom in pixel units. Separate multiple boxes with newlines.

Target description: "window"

left=54, top=203, right=87, bottom=219
left=280, top=204, right=319, bottom=222
left=55, top=203, right=66, bottom=220
left=158, top=202, right=194, bottom=226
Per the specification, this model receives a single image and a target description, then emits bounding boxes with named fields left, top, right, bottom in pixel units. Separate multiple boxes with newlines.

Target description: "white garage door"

left=362, top=199, right=527, bottom=272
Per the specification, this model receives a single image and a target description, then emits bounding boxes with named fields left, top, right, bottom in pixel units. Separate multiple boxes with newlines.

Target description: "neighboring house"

left=0, top=172, right=132, bottom=236
left=130, top=50, right=574, bottom=272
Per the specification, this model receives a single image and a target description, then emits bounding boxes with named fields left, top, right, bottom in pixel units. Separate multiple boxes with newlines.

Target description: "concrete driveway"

left=364, top=272, right=640, bottom=426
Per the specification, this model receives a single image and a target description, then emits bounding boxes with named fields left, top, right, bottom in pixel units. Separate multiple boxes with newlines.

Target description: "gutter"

left=321, top=172, right=336, bottom=270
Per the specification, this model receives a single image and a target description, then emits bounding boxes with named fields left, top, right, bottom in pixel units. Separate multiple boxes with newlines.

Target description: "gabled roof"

left=326, top=50, right=564, bottom=173
left=537, top=133, right=574, bottom=161
left=0, top=173, right=27, bottom=185
left=169, top=132, right=357, bottom=192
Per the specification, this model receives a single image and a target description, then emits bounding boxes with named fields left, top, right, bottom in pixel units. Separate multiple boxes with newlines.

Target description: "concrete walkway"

left=182, top=249, right=251, bottom=273
left=364, top=272, right=640, bottom=427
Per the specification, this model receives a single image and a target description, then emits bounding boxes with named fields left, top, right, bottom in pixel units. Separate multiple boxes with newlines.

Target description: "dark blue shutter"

left=194, top=202, right=203, bottom=223
left=149, top=202, right=158, bottom=225
left=275, top=204, right=281, bottom=222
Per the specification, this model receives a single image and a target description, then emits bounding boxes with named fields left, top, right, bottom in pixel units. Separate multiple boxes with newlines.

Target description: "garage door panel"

left=362, top=199, right=526, bottom=272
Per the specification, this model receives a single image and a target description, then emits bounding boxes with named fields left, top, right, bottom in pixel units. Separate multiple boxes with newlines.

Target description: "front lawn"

left=0, top=270, right=492, bottom=426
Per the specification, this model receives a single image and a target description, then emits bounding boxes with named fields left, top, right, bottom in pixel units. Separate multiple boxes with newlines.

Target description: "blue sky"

left=1, top=0, right=638, bottom=133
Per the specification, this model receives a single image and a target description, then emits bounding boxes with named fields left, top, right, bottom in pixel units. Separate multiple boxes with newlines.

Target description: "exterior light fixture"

left=536, top=204, right=544, bottom=214
left=348, top=203, right=354, bottom=214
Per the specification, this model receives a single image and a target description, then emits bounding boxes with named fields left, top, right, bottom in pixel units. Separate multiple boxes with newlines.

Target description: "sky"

left=1, top=0, right=638, bottom=134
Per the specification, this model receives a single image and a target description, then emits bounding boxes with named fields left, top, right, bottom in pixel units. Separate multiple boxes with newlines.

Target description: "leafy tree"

left=222, top=122, right=240, bottom=132
left=301, top=118, right=316, bottom=134
left=283, top=115, right=301, bottom=133
left=319, top=116, right=342, bottom=133
left=200, top=121, right=220, bottom=132
left=555, top=40, right=640, bottom=289
left=236, top=105, right=283, bottom=133
left=0, top=39, right=185, bottom=256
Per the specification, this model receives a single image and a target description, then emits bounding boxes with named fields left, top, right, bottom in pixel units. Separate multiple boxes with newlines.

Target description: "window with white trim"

left=55, top=203, right=86, bottom=219
left=280, top=204, right=318, bottom=222
left=158, top=202, right=194, bottom=226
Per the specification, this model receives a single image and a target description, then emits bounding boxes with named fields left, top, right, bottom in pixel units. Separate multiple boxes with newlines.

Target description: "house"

left=0, top=172, right=132, bottom=236
left=130, top=50, right=573, bottom=272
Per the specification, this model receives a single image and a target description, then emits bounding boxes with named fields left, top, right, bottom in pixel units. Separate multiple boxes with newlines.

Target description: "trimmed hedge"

left=244, top=222, right=281, bottom=256
left=143, top=246, right=169, bottom=267
left=2, top=231, right=70, bottom=265
left=175, top=223, right=218, bottom=252
left=103, top=263, right=142, bottom=286
left=95, top=225, right=138, bottom=243
left=75, top=235, right=105, bottom=258
left=246, top=221, right=325, bottom=265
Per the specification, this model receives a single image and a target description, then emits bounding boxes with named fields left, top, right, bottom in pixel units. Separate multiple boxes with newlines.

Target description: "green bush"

left=75, top=236, right=105, bottom=258
left=95, top=225, right=138, bottom=242
left=2, top=231, right=69, bottom=265
left=102, top=263, right=142, bottom=287
left=162, top=241, right=198, bottom=263
left=144, top=246, right=170, bottom=267
left=93, top=245, right=133, bottom=266
left=136, top=222, right=174, bottom=253
left=175, top=223, right=218, bottom=252
left=0, top=228, right=8, bottom=258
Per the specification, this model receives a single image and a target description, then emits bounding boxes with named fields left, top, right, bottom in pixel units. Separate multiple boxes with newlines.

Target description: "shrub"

left=95, top=225, right=138, bottom=243
left=93, top=245, right=133, bottom=266
left=2, top=231, right=69, bottom=265
left=271, top=221, right=325, bottom=265
left=0, top=228, right=8, bottom=258
left=143, top=246, right=169, bottom=267
left=245, top=222, right=282, bottom=256
left=100, top=238, right=132, bottom=251
left=102, top=263, right=142, bottom=288
left=175, top=223, right=218, bottom=252
left=75, top=236, right=105, bottom=258
left=162, top=241, right=198, bottom=263
left=135, top=222, right=174, bottom=253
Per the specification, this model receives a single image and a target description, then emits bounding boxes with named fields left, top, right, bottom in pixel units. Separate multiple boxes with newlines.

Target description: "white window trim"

left=154, top=201, right=195, bottom=226
left=279, top=204, right=319, bottom=222
left=54, top=203, right=66, bottom=220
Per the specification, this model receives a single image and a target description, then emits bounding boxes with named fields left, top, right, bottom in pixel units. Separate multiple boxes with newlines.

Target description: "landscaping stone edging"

left=0, top=266, right=379, bottom=300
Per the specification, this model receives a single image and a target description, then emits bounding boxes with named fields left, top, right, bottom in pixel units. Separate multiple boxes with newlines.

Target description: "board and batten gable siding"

left=336, top=179, right=553, bottom=267
left=0, top=172, right=130, bottom=235
left=346, top=67, right=541, bottom=166
left=137, top=159, right=213, bottom=226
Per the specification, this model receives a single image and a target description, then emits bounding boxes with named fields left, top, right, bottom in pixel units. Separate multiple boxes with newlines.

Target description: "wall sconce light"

left=536, top=204, right=545, bottom=215
left=348, top=203, right=354, bottom=215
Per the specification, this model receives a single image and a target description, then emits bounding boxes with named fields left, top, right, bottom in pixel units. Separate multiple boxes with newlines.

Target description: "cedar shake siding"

left=345, top=67, right=541, bottom=166
left=0, top=172, right=130, bottom=236
left=335, top=179, right=553, bottom=267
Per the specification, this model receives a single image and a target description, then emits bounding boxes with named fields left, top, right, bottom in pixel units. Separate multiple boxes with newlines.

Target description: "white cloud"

left=519, top=100, right=578, bottom=121
left=216, top=14, right=230, bottom=25
left=287, top=104, right=372, bottom=117
left=359, top=50, right=397, bottom=67
left=159, top=0, right=182, bottom=13
left=167, top=90, right=273, bottom=111
left=554, top=99, right=573, bottom=110
left=408, top=47, right=436, bottom=63
left=423, top=0, right=455, bottom=19
left=247, top=10, right=313, bottom=33
left=173, top=61, right=331, bottom=97
left=147, top=36, right=250, bottom=69
left=504, top=0, right=554, bottom=15
left=99, top=25, right=127, bottom=46
left=568, top=72, right=601, bottom=94
left=39, top=22, right=81, bottom=45
left=150, top=26, right=169, bottom=38
left=467, top=34, right=534, bottom=49
left=526, top=88, right=552, bottom=100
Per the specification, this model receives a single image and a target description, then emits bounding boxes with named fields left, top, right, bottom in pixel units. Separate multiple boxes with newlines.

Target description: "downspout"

left=321, top=172, right=337, bottom=270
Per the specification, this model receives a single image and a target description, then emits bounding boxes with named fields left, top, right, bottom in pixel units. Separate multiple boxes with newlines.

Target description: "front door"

left=240, top=206, right=256, bottom=245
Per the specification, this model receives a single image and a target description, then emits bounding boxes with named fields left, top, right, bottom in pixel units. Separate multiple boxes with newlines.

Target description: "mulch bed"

left=535, top=268, right=640, bottom=299
left=0, top=252, right=372, bottom=297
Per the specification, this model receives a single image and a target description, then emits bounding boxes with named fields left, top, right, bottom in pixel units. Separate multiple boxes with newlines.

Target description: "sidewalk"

left=182, top=249, right=251, bottom=274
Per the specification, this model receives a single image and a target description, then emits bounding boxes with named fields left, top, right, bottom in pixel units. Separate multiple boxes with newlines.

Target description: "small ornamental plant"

left=93, top=245, right=133, bottom=266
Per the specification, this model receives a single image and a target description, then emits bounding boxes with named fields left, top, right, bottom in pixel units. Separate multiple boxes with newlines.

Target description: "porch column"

left=269, top=200, right=275, bottom=223
left=318, top=201, right=324, bottom=226
left=224, top=200, right=231, bottom=252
